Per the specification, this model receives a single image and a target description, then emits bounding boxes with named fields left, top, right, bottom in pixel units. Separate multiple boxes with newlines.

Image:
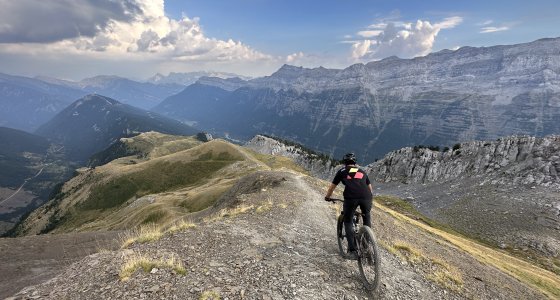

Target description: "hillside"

left=0, top=127, right=71, bottom=235
left=153, top=37, right=560, bottom=161
left=12, top=132, right=305, bottom=235
left=7, top=170, right=559, bottom=299
left=35, top=94, right=197, bottom=162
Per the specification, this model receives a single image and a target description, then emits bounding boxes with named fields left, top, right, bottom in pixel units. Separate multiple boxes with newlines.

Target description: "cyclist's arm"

left=325, top=183, right=337, bottom=199
left=368, top=183, right=373, bottom=193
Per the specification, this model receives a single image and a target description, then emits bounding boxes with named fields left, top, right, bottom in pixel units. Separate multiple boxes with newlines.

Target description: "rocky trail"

left=7, top=171, right=552, bottom=299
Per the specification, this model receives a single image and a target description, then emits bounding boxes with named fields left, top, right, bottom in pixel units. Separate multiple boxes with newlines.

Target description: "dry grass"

left=204, top=204, right=255, bottom=223
left=377, top=203, right=560, bottom=299
left=120, top=224, right=164, bottom=249
left=427, top=267, right=463, bottom=292
left=380, top=237, right=464, bottom=292
left=248, top=150, right=309, bottom=174
left=255, top=199, right=273, bottom=213
left=166, top=219, right=196, bottom=234
left=119, top=252, right=186, bottom=281
left=391, top=240, right=424, bottom=264
left=199, top=290, right=221, bottom=300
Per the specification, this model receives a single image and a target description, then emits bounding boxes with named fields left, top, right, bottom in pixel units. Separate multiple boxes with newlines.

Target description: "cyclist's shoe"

left=346, top=250, right=358, bottom=260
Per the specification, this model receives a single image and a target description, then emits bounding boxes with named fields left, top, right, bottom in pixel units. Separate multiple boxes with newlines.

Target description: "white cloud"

left=368, top=23, right=387, bottom=29
left=357, top=30, right=382, bottom=38
left=480, top=26, right=509, bottom=33
left=477, top=20, right=494, bottom=26
left=351, top=16, right=463, bottom=61
left=0, top=0, right=276, bottom=78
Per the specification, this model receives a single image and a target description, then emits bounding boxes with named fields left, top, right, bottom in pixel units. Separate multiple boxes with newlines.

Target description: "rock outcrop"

left=367, top=135, right=560, bottom=189
left=245, top=135, right=339, bottom=179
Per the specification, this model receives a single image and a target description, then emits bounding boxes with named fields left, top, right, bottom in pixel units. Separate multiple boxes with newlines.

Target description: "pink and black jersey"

left=332, top=166, right=372, bottom=200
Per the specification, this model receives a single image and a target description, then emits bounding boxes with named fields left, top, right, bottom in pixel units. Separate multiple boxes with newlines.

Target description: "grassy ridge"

left=81, top=152, right=240, bottom=211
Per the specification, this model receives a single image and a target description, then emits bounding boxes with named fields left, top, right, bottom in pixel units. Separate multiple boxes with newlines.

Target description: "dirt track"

left=6, top=171, right=547, bottom=299
left=0, top=231, right=119, bottom=298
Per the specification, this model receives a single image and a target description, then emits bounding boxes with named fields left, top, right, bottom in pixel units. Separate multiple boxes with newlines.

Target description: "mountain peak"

left=77, top=94, right=120, bottom=107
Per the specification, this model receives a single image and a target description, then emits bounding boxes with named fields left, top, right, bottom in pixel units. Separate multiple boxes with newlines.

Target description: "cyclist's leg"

left=359, top=197, right=373, bottom=227
left=343, top=198, right=359, bottom=251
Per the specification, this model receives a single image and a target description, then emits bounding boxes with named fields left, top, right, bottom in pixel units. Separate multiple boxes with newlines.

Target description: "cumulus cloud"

left=0, top=0, right=273, bottom=75
left=0, top=0, right=140, bottom=43
left=350, top=16, right=463, bottom=61
left=480, top=26, right=509, bottom=33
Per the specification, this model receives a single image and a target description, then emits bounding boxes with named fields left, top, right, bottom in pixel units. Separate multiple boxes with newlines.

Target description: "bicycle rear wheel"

left=336, top=214, right=348, bottom=257
left=357, top=226, right=381, bottom=292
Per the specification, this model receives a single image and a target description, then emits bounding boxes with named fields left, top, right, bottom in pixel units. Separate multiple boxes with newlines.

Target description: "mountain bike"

left=326, top=198, right=381, bottom=293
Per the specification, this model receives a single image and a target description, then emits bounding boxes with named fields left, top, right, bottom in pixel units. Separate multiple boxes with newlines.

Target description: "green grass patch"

left=80, top=154, right=239, bottom=211
left=179, top=185, right=231, bottom=213
left=142, top=210, right=168, bottom=224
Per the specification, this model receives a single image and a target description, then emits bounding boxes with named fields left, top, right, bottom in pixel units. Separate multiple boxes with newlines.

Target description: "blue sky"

left=0, top=0, right=558, bottom=80
left=165, top=0, right=559, bottom=53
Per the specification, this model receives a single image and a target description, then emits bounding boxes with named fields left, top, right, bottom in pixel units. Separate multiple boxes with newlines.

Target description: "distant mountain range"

left=147, top=71, right=251, bottom=86
left=0, top=73, right=86, bottom=132
left=35, top=94, right=197, bottom=162
left=154, top=37, right=560, bottom=162
left=0, top=71, right=249, bottom=132
left=37, top=75, right=184, bottom=110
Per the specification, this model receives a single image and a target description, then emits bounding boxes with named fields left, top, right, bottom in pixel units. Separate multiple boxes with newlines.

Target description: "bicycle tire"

left=357, top=225, right=381, bottom=292
left=336, top=214, right=348, bottom=257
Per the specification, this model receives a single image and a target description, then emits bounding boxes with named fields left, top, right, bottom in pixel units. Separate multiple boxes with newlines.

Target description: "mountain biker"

left=325, top=153, right=373, bottom=260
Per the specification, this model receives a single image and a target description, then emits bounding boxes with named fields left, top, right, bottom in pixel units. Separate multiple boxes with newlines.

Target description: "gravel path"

left=8, top=171, right=543, bottom=299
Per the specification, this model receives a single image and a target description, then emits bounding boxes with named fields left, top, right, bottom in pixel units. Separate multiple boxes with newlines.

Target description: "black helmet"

left=343, top=153, right=356, bottom=165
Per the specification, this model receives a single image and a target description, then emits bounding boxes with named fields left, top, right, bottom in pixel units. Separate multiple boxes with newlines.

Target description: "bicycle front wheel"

left=337, top=214, right=348, bottom=257
left=357, top=225, right=381, bottom=292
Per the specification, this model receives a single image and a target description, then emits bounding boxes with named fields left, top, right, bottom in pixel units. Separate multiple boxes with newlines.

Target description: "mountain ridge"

left=154, top=37, right=560, bottom=162
left=35, top=94, right=197, bottom=162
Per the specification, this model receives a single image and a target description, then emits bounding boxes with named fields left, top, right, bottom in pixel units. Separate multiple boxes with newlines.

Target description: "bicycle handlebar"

left=325, top=198, right=344, bottom=203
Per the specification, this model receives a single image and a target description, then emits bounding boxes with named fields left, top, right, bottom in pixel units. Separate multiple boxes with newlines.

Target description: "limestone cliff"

left=367, top=135, right=560, bottom=189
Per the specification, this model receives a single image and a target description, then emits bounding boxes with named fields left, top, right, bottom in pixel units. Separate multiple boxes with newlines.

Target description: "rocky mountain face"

left=154, top=37, right=560, bottom=162
left=35, top=94, right=197, bottom=162
left=366, top=135, right=560, bottom=266
left=368, top=135, right=560, bottom=188
left=0, top=73, right=86, bottom=132
left=245, top=135, right=339, bottom=179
